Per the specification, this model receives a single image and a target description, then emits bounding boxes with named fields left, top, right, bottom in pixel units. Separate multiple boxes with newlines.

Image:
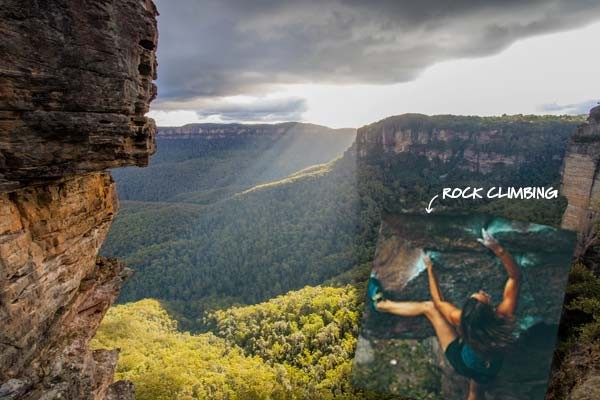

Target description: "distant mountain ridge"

left=157, top=121, right=355, bottom=139
left=112, top=122, right=356, bottom=203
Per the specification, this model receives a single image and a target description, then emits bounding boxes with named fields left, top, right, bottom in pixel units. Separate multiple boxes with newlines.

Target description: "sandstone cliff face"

left=0, top=1, right=158, bottom=399
left=356, top=114, right=573, bottom=174
left=547, top=106, right=600, bottom=400
left=0, top=174, right=123, bottom=397
left=560, top=106, right=600, bottom=240
left=0, top=0, right=158, bottom=192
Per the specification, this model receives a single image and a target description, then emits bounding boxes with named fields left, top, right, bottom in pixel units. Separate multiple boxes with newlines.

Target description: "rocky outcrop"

left=356, top=114, right=576, bottom=174
left=0, top=175, right=138, bottom=400
left=0, top=1, right=158, bottom=398
left=545, top=105, right=600, bottom=400
left=105, top=381, right=135, bottom=400
left=0, top=0, right=158, bottom=192
left=0, top=173, right=117, bottom=375
left=366, top=214, right=574, bottom=336
left=0, top=174, right=131, bottom=399
left=570, top=375, right=600, bottom=400
left=560, top=106, right=600, bottom=254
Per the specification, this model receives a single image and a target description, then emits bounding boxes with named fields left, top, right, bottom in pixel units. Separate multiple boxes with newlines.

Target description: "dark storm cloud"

left=195, top=97, right=308, bottom=122
left=153, top=0, right=600, bottom=106
left=540, top=99, right=600, bottom=115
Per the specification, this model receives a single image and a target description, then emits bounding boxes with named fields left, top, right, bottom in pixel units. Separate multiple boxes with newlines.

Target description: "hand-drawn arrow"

left=426, top=194, right=439, bottom=214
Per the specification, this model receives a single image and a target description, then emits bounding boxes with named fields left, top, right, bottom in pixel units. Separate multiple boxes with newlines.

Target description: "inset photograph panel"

left=352, top=213, right=576, bottom=400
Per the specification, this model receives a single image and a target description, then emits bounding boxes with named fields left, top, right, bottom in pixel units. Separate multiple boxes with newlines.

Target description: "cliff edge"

left=0, top=1, right=158, bottom=399
left=560, top=105, right=600, bottom=258
left=356, top=113, right=575, bottom=174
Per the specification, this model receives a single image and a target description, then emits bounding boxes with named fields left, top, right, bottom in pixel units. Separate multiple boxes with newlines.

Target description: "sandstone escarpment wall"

left=356, top=114, right=571, bottom=174
left=560, top=106, right=600, bottom=240
left=0, top=1, right=158, bottom=399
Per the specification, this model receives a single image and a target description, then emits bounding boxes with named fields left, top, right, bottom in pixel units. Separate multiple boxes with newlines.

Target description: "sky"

left=148, top=0, right=600, bottom=128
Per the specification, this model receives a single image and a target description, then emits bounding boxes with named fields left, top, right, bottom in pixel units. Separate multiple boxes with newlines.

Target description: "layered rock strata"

left=356, top=114, right=574, bottom=174
left=548, top=105, right=600, bottom=399
left=0, top=0, right=158, bottom=191
left=0, top=174, right=127, bottom=399
left=560, top=106, right=600, bottom=249
left=0, top=0, right=158, bottom=398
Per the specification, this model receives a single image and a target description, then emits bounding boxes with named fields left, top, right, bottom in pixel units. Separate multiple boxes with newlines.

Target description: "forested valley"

left=95, top=115, right=600, bottom=399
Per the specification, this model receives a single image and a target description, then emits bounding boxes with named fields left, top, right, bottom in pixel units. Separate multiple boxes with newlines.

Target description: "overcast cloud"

left=152, top=0, right=600, bottom=122
left=195, top=97, right=308, bottom=122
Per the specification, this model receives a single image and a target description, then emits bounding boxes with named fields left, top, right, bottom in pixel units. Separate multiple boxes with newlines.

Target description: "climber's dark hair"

left=460, top=297, right=515, bottom=357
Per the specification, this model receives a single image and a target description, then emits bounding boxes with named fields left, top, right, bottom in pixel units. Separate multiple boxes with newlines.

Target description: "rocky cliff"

left=353, top=114, right=581, bottom=228
left=0, top=1, right=158, bottom=399
left=545, top=105, right=600, bottom=400
left=0, top=0, right=158, bottom=192
left=356, top=113, right=579, bottom=174
left=560, top=105, right=600, bottom=255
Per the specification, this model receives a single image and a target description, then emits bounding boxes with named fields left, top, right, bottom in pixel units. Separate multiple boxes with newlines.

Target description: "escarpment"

left=354, top=114, right=581, bottom=225
left=548, top=105, right=600, bottom=399
left=560, top=105, right=600, bottom=255
left=356, top=113, right=577, bottom=174
left=0, top=1, right=158, bottom=399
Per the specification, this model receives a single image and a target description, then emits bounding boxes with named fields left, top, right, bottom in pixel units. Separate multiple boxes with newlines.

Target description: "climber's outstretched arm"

left=424, top=253, right=461, bottom=326
left=477, top=229, right=522, bottom=318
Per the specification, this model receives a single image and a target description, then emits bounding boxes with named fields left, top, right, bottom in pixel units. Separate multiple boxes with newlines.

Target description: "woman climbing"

left=369, top=228, right=522, bottom=400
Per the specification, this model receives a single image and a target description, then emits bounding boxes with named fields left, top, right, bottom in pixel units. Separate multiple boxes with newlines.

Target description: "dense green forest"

left=92, top=286, right=395, bottom=400
left=93, top=259, right=600, bottom=399
left=105, top=155, right=364, bottom=328
left=102, top=115, right=582, bottom=330
left=113, top=122, right=355, bottom=204
left=96, top=114, right=600, bottom=398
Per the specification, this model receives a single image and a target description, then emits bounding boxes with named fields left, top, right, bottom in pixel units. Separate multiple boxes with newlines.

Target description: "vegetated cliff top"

left=359, top=113, right=586, bottom=132
left=355, top=112, right=585, bottom=161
